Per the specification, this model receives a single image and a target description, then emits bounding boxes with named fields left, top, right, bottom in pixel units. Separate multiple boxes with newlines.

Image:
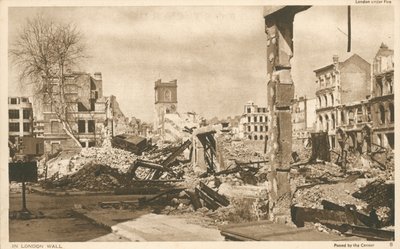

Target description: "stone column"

left=264, top=6, right=310, bottom=223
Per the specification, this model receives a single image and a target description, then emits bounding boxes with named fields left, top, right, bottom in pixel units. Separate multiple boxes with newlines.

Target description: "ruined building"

left=43, top=71, right=110, bottom=153
left=239, top=101, right=268, bottom=141
left=291, top=96, right=316, bottom=140
left=315, top=54, right=371, bottom=148
left=369, top=43, right=394, bottom=150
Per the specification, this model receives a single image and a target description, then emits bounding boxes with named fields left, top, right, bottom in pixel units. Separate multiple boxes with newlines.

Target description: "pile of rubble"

left=39, top=125, right=394, bottom=239
left=218, top=133, right=267, bottom=170
left=53, top=163, right=130, bottom=191
left=42, top=146, right=139, bottom=180
left=74, top=147, right=138, bottom=173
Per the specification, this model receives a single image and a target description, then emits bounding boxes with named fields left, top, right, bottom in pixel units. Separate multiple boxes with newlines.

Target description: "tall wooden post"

left=264, top=6, right=310, bottom=223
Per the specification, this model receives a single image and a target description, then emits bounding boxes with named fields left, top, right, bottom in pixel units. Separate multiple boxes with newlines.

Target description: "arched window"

left=379, top=105, right=385, bottom=124
left=248, top=135, right=252, bottom=140
left=254, top=135, right=258, bottom=140
left=387, top=76, right=394, bottom=94
left=376, top=79, right=383, bottom=96
left=367, top=106, right=372, bottom=122
left=164, top=89, right=171, bottom=101
left=260, top=135, right=264, bottom=140
left=318, top=96, right=322, bottom=108
left=324, top=95, right=328, bottom=107
left=330, top=94, right=334, bottom=106
left=389, top=103, right=394, bottom=123
left=357, top=107, right=363, bottom=123
left=319, top=115, right=323, bottom=131
left=325, top=114, right=330, bottom=131
left=348, top=110, right=354, bottom=125
left=341, top=110, right=346, bottom=125
left=331, top=113, right=336, bottom=129
left=260, top=116, right=263, bottom=123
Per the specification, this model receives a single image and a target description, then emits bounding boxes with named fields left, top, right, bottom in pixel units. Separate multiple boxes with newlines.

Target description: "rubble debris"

left=185, top=190, right=202, bottom=210
left=111, top=134, right=149, bottom=155
left=139, top=188, right=186, bottom=205
left=52, top=163, right=130, bottom=191
left=339, top=224, right=394, bottom=241
left=161, top=139, right=192, bottom=168
left=151, top=139, right=192, bottom=180
left=195, top=187, right=222, bottom=211
left=196, top=131, right=218, bottom=173
left=219, top=220, right=346, bottom=241
left=352, top=179, right=394, bottom=226
left=309, top=132, right=331, bottom=163
left=199, top=182, right=230, bottom=207
left=128, top=159, right=173, bottom=180
left=291, top=204, right=373, bottom=229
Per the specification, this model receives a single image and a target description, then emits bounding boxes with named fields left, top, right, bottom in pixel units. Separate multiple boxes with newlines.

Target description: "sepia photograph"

left=1, top=0, right=398, bottom=247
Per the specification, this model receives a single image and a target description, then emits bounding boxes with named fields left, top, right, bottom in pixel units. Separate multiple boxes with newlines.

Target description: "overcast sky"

left=8, top=6, right=394, bottom=122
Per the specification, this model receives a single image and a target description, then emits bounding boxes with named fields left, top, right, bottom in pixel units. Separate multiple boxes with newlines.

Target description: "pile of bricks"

left=54, top=162, right=130, bottom=191
left=75, top=147, right=138, bottom=173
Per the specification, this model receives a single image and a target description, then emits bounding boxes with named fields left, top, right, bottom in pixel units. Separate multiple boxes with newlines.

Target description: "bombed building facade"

left=41, top=71, right=125, bottom=154
left=315, top=54, right=371, bottom=149
left=369, top=43, right=395, bottom=150
left=313, top=45, right=395, bottom=153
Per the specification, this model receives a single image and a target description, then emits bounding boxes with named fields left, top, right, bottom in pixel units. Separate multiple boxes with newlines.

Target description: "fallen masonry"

left=35, top=127, right=395, bottom=241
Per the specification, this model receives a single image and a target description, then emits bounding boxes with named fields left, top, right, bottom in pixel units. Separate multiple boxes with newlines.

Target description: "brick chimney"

left=333, top=55, right=339, bottom=64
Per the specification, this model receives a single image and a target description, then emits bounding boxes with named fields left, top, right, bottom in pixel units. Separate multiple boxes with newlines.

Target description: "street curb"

left=70, top=209, right=134, bottom=241
left=70, top=208, right=113, bottom=232
left=30, top=186, right=114, bottom=196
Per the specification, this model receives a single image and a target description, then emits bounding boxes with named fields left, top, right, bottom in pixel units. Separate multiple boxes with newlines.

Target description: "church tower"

left=154, top=79, right=178, bottom=136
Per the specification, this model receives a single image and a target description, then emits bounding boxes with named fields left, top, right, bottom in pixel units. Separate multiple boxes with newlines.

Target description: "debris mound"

left=56, top=163, right=129, bottom=191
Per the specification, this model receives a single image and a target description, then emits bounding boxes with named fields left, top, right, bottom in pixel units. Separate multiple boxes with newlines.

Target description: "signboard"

left=9, top=161, right=38, bottom=183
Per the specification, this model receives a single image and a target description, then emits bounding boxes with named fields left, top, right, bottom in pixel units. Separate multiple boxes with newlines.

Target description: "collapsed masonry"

left=39, top=115, right=394, bottom=239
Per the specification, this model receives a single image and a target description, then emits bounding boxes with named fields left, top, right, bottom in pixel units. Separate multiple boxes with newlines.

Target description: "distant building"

left=291, top=96, right=316, bottom=140
left=369, top=43, right=394, bottom=150
left=8, top=97, right=33, bottom=146
left=315, top=54, right=371, bottom=148
left=8, top=97, right=45, bottom=158
left=240, top=101, right=268, bottom=141
left=154, top=79, right=178, bottom=138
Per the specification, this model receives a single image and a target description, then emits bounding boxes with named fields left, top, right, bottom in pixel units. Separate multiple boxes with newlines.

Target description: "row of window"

left=80, top=141, right=96, bottom=148
left=247, top=125, right=268, bottom=132
left=9, top=109, right=32, bottom=119
left=318, top=103, right=394, bottom=132
left=246, top=107, right=267, bottom=114
left=9, top=122, right=31, bottom=132
left=78, top=120, right=96, bottom=133
left=316, top=74, right=336, bottom=88
left=317, top=93, right=335, bottom=108
left=9, top=97, right=29, bottom=105
left=247, top=116, right=268, bottom=123
left=375, top=76, right=394, bottom=97
left=248, top=135, right=267, bottom=141
left=50, top=120, right=96, bottom=134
